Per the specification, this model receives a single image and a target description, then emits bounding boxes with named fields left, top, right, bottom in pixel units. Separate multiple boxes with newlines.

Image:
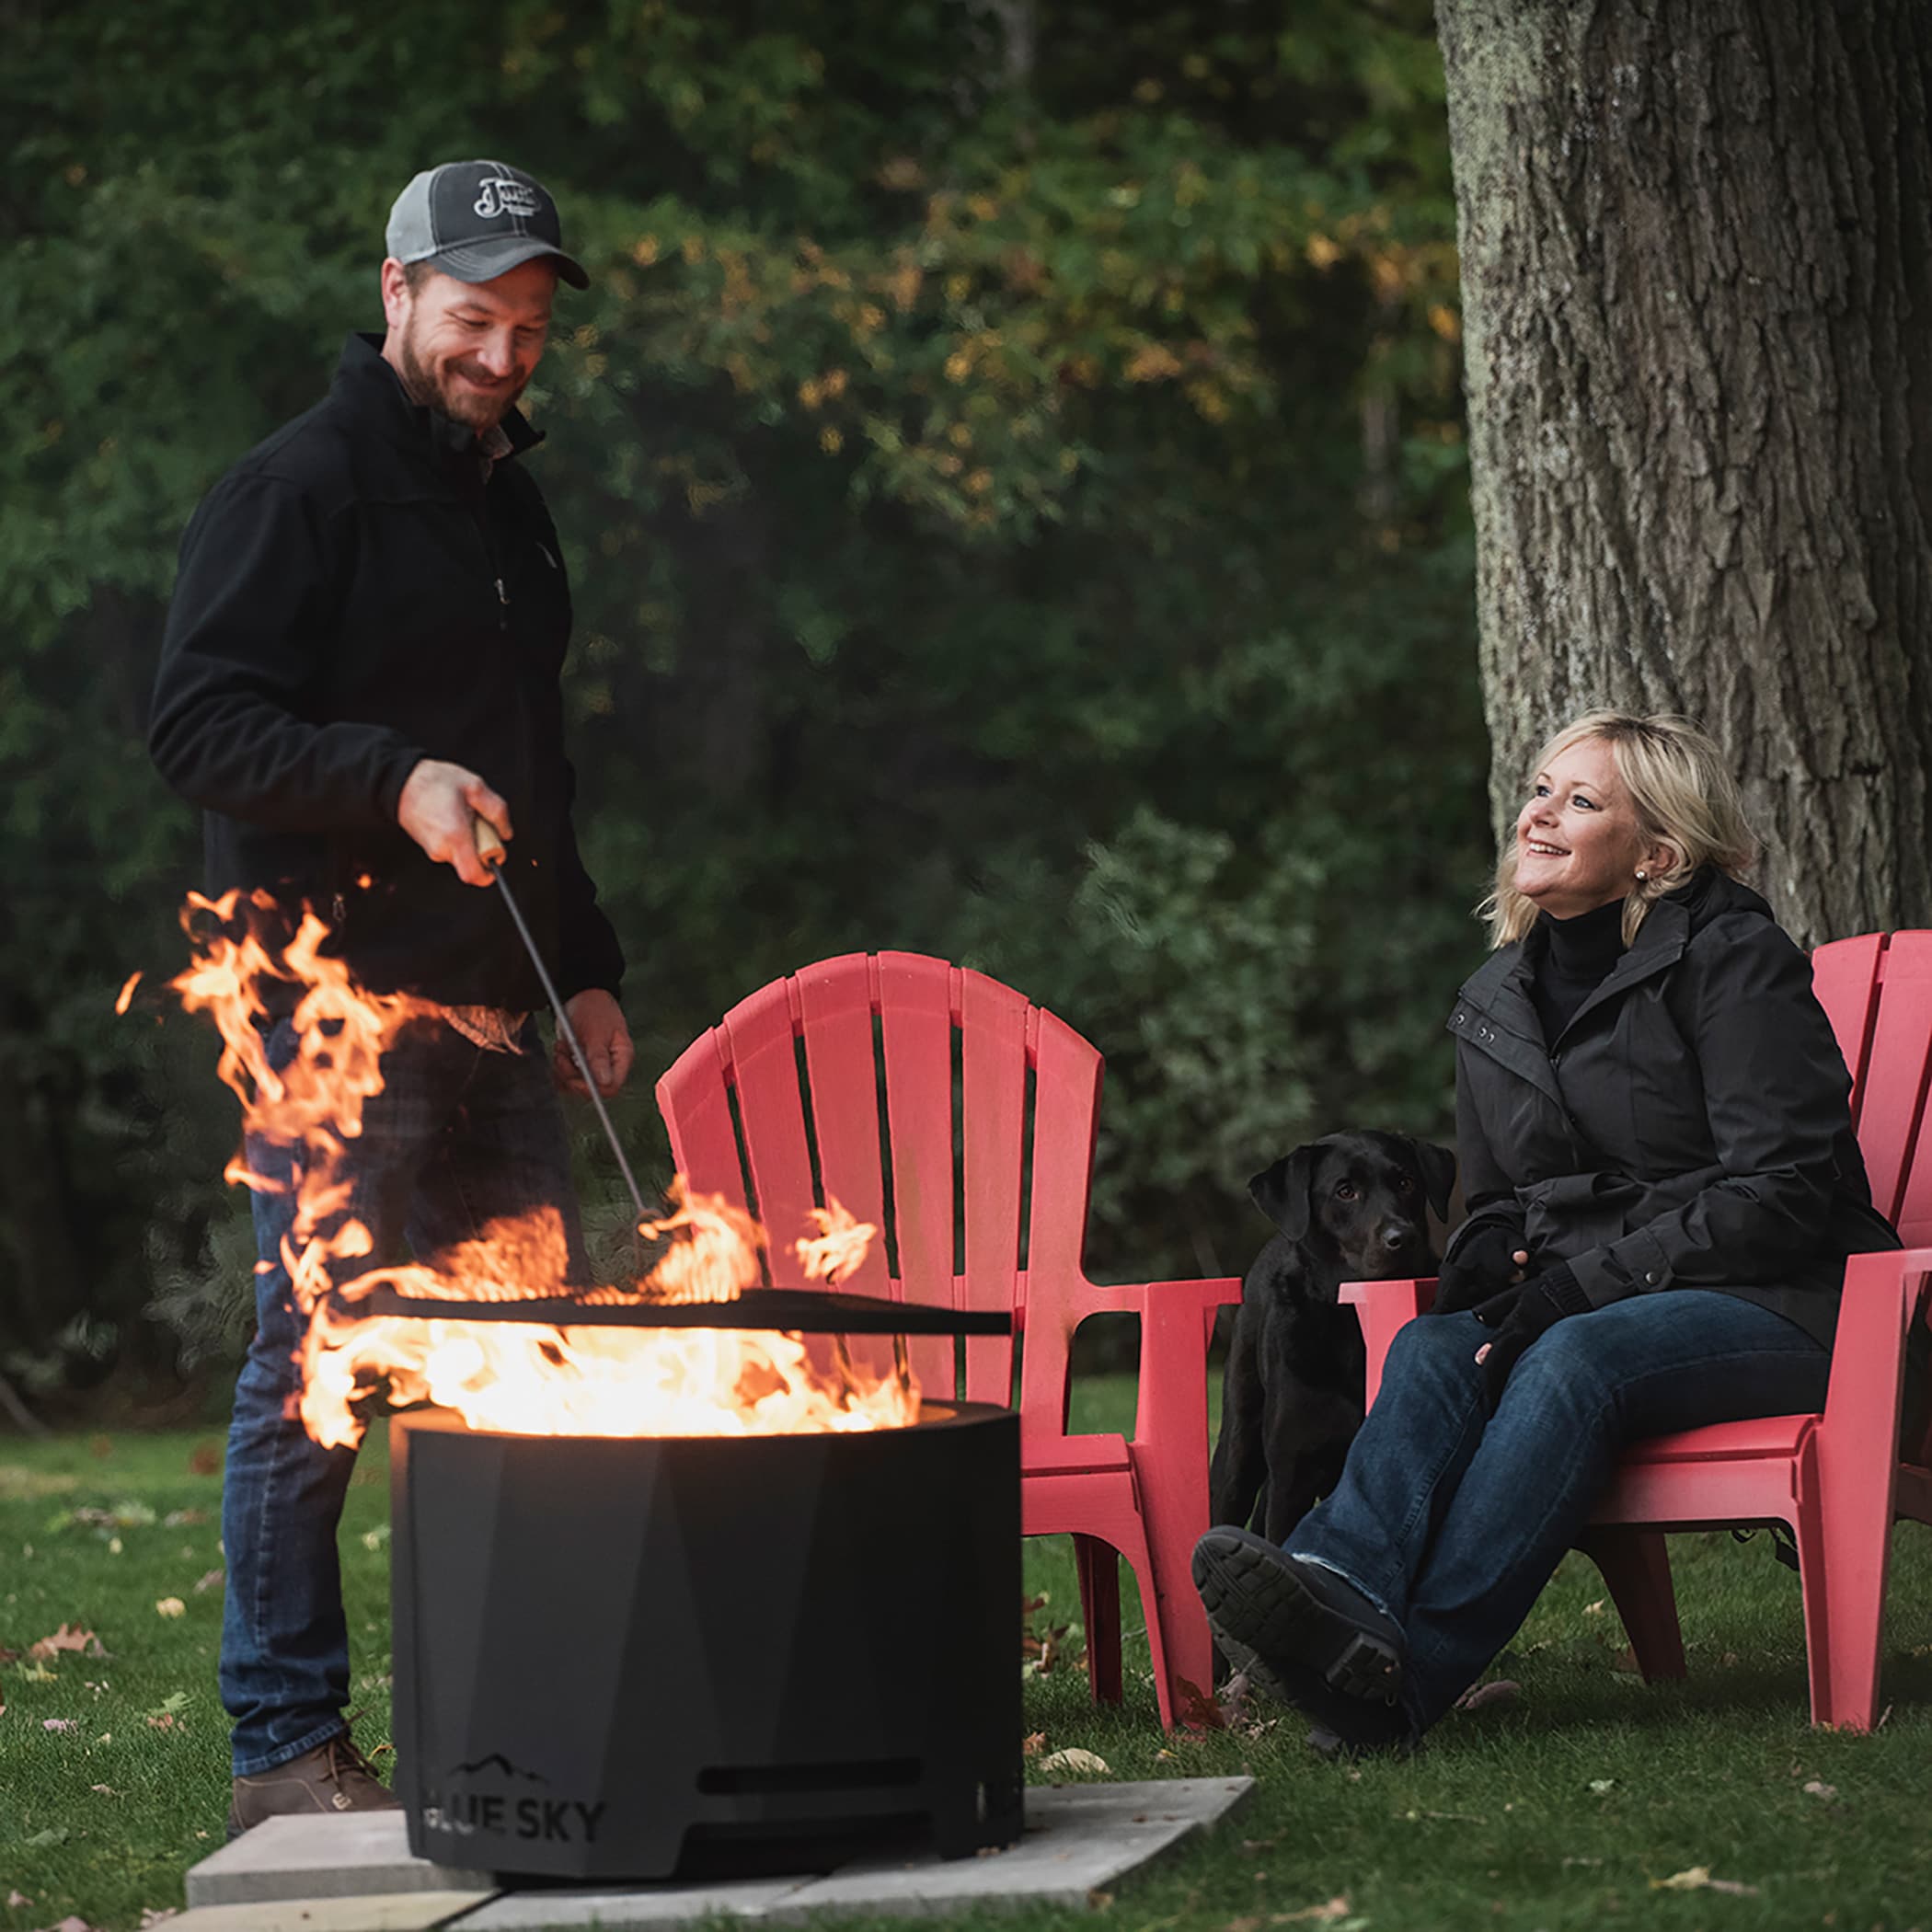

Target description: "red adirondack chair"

left=654, top=951, right=1243, bottom=1729
left=1342, top=928, right=1932, bottom=1731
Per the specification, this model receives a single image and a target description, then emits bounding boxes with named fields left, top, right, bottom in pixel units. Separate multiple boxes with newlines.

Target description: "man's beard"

left=393, top=328, right=523, bottom=432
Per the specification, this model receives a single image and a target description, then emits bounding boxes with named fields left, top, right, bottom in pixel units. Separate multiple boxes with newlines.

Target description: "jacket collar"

left=333, top=332, right=544, bottom=477
left=1449, top=868, right=1768, bottom=1081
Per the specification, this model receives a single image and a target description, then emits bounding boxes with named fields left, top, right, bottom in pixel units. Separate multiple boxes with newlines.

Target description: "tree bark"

left=1437, top=0, right=1932, bottom=945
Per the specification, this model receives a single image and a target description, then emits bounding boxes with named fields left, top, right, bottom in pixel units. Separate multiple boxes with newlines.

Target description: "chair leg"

left=1806, top=1451, right=1897, bottom=1731
left=1073, top=1534, right=1122, bottom=1706
left=1578, top=1526, right=1686, bottom=1682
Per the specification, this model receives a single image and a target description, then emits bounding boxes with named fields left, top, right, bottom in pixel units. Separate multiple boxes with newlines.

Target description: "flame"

left=114, top=971, right=143, bottom=1015
left=795, top=1199, right=878, bottom=1286
left=161, top=891, right=914, bottom=1446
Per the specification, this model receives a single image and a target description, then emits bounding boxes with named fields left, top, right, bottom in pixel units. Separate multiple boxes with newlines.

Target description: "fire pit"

left=161, top=896, right=1024, bottom=1880
left=389, top=1302, right=1021, bottom=1884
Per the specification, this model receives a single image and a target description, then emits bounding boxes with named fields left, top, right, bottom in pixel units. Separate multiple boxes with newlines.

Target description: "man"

left=149, top=161, right=630, bottom=1834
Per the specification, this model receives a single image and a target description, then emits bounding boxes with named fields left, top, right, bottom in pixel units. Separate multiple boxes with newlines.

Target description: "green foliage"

left=1, top=0, right=1488, bottom=1374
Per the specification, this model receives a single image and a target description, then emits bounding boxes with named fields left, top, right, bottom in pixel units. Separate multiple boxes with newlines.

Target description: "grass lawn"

left=3, top=1374, right=1931, bottom=1932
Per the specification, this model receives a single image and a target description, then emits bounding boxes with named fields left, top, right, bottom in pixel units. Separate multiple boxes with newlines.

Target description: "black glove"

left=1475, top=1264, right=1591, bottom=1413
left=1432, top=1223, right=1530, bottom=1317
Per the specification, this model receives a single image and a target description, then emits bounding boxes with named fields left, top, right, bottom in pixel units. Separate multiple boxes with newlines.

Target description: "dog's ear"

left=1411, top=1139, right=1458, bottom=1221
left=1249, top=1145, right=1317, bottom=1240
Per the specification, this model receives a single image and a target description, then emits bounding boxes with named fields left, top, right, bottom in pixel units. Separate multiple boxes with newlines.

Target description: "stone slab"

left=769, top=1778, right=1255, bottom=1919
left=446, top=1778, right=1254, bottom=1930
left=445, top=1877, right=816, bottom=1928
left=185, top=1812, right=493, bottom=1907
left=162, top=1893, right=494, bottom=1932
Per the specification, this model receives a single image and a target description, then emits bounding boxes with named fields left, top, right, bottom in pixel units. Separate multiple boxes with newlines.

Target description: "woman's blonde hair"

left=1482, top=709, right=1759, bottom=948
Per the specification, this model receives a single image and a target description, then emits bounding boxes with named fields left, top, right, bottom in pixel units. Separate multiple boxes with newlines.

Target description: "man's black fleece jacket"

left=149, top=333, right=624, bottom=1010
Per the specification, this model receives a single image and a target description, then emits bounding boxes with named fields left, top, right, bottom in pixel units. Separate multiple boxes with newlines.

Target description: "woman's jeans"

left=220, top=1015, right=588, bottom=1776
left=1287, top=1291, right=1833, bottom=1732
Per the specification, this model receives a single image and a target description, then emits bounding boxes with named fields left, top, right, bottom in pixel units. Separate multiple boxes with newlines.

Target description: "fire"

left=795, top=1200, right=878, bottom=1285
left=161, top=891, right=917, bottom=1446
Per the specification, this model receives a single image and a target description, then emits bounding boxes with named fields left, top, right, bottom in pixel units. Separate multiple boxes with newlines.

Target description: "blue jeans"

left=221, top=1014, right=588, bottom=1775
left=1287, top=1291, right=1832, bottom=1732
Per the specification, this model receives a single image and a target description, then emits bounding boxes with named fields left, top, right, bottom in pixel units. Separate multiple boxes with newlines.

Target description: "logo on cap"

left=475, top=176, right=542, bottom=222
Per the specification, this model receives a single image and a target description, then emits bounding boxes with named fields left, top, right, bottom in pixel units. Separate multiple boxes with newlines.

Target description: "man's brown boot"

left=227, top=1731, right=402, bottom=1838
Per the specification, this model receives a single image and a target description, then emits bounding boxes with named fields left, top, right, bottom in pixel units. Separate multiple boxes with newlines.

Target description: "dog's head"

left=1248, top=1131, right=1455, bottom=1283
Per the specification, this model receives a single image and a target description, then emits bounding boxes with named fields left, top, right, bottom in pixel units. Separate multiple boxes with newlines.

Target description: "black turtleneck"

left=1530, top=897, right=1627, bottom=1044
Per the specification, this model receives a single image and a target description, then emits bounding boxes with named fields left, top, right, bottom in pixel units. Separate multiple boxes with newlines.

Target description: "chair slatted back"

left=657, top=952, right=1105, bottom=1407
left=1817, top=931, right=1932, bottom=1245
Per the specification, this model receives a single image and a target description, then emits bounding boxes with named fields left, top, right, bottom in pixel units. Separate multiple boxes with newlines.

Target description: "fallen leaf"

left=1175, top=1675, right=1226, bottom=1730
left=140, top=1910, right=180, bottom=1927
left=20, top=1662, right=59, bottom=1683
left=23, top=1825, right=69, bottom=1847
left=145, top=1691, right=191, bottom=1721
left=1583, top=1598, right=1605, bottom=1616
left=1021, top=1731, right=1046, bottom=1756
left=5, top=1892, right=29, bottom=1907
left=162, top=1508, right=207, bottom=1528
left=1588, top=1778, right=1616, bottom=1794
left=362, top=1524, right=391, bottom=1552
left=147, top=1712, right=178, bottom=1731
left=1455, top=1679, right=1521, bottom=1713
left=73, top=1501, right=155, bottom=1530
left=43, top=1718, right=78, bottom=1732
left=48, top=1916, right=96, bottom=1932
left=193, top=1568, right=225, bottom=1594
left=1803, top=1779, right=1838, bottom=1801
left=29, top=1623, right=108, bottom=1662
left=91, top=1784, right=121, bottom=1797
left=1272, top=1898, right=1351, bottom=1924
left=188, top=1442, right=221, bottom=1476
left=1039, top=1747, right=1110, bottom=1777
left=155, top=1597, right=187, bottom=1619
left=1652, top=1866, right=1760, bottom=1897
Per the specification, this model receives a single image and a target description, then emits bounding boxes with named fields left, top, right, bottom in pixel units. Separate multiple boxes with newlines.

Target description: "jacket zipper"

left=477, top=500, right=509, bottom=632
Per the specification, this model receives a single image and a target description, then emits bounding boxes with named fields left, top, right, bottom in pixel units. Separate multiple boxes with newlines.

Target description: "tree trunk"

left=1437, top=0, right=1932, bottom=946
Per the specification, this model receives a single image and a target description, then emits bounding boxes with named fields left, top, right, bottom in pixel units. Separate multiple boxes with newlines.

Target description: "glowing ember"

left=158, top=891, right=914, bottom=1447
left=114, top=970, right=143, bottom=1015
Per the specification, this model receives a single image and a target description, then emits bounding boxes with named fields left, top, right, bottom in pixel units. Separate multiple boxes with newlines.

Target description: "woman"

left=1193, top=710, right=1900, bottom=1753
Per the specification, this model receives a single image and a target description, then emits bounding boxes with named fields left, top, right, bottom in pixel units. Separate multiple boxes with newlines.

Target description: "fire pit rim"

left=342, top=1283, right=1012, bottom=1335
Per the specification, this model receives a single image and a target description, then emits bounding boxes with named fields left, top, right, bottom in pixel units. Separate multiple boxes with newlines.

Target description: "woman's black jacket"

left=1443, top=868, right=1898, bottom=1349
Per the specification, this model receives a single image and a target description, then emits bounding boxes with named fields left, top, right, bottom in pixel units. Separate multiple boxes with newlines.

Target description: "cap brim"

left=428, top=236, right=590, bottom=291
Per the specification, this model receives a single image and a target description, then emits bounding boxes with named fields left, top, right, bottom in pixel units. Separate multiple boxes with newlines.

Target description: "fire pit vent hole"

left=696, top=1757, right=920, bottom=1797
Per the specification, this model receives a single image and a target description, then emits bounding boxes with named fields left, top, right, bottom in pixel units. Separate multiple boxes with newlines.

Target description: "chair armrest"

left=1077, top=1277, right=1246, bottom=1317
left=1080, top=1278, right=1243, bottom=1455
left=1340, top=1276, right=1437, bottom=1409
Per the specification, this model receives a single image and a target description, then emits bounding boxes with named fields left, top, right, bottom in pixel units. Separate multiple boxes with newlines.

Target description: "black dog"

left=1209, top=1131, right=1455, bottom=1547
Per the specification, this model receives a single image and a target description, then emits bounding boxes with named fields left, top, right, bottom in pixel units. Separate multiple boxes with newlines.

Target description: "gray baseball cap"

left=385, top=159, right=589, bottom=290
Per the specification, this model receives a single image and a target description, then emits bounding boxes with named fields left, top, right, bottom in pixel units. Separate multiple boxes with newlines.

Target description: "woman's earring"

left=1635, top=868, right=1649, bottom=882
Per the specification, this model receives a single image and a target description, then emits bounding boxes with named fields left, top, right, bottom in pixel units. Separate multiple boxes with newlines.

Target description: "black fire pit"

left=390, top=1381, right=1020, bottom=1882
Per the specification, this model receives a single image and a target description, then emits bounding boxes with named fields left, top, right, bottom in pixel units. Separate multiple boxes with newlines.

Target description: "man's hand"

left=397, top=759, right=513, bottom=887
left=556, top=988, right=633, bottom=1098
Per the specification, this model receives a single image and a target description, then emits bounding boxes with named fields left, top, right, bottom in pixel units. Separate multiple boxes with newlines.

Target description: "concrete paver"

left=160, top=1892, right=494, bottom=1932
left=182, top=1777, right=1255, bottom=1931
left=185, top=1812, right=491, bottom=1905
